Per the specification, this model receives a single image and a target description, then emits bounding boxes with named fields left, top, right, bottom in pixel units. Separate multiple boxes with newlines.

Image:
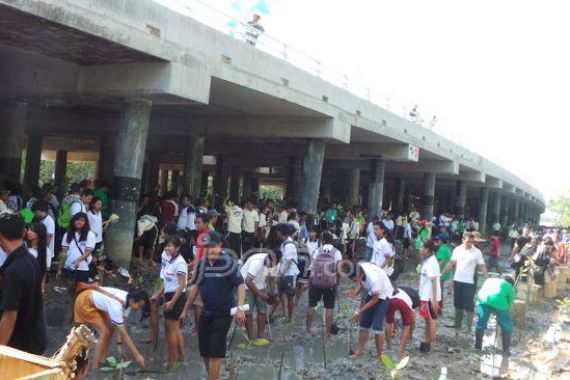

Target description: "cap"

left=437, top=233, right=449, bottom=242
left=207, top=209, right=221, bottom=218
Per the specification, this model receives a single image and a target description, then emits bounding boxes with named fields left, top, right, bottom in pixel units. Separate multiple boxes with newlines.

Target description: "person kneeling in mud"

left=474, top=276, right=515, bottom=356
left=347, top=262, right=394, bottom=359
left=385, top=286, right=420, bottom=358
left=73, top=283, right=149, bottom=370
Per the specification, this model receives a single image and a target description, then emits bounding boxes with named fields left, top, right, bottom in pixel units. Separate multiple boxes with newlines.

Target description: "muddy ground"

left=42, top=244, right=570, bottom=379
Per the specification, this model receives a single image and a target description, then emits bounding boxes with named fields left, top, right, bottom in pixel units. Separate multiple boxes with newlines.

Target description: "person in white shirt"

left=278, top=206, right=290, bottom=223
left=348, top=262, right=394, bottom=359
left=57, top=212, right=96, bottom=284
left=26, top=222, right=52, bottom=293
left=242, top=200, right=260, bottom=254
left=71, top=190, right=93, bottom=217
left=241, top=252, right=276, bottom=340
left=402, top=217, right=412, bottom=255
left=176, top=195, right=192, bottom=232
left=385, top=286, right=419, bottom=358
left=32, top=201, right=56, bottom=258
left=371, top=221, right=395, bottom=276
left=268, top=223, right=299, bottom=322
left=87, top=197, right=108, bottom=254
left=492, top=221, right=501, bottom=234
left=418, top=239, right=442, bottom=352
left=305, top=232, right=343, bottom=339
left=0, top=188, right=10, bottom=214
left=365, top=217, right=378, bottom=261
left=441, top=232, right=488, bottom=331
left=224, top=199, right=244, bottom=258
left=73, top=284, right=149, bottom=370
left=382, top=213, right=395, bottom=233
left=151, top=236, right=188, bottom=369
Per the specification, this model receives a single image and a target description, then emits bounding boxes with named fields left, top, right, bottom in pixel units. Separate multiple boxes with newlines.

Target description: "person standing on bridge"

left=245, top=13, right=265, bottom=47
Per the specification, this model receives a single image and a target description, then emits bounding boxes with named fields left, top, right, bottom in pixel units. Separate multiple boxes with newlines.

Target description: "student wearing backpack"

left=305, top=231, right=343, bottom=338
left=57, top=212, right=96, bottom=284
left=295, top=226, right=320, bottom=306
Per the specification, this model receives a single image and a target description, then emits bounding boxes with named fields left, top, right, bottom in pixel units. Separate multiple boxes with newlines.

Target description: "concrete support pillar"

left=298, top=140, right=325, bottom=214
left=229, top=167, right=242, bottom=202
left=242, top=172, right=253, bottom=200
left=490, top=192, right=502, bottom=224
left=22, top=134, right=42, bottom=196
left=287, top=156, right=302, bottom=203
left=97, top=135, right=116, bottom=182
left=160, top=170, right=169, bottom=196
left=395, top=178, right=406, bottom=213
left=183, top=136, right=205, bottom=199
left=200, top=172, right=209, bottom=197
left=501, top=197, right=510, bottom=232
left=171, top=170, right=180, bottom=194
left=55, top=150, right=67, bottom=198
left=512, top=199, right=520, bottom=222
left=214, top=155, right=229, bottom=209
left=320, top=172, right=333, bottom=203
left=422, top=172, right=436, bottom=220
left=367, top=159, right=385, bottom=218
left=455, top=181, right=467, bottom=216
left=251, top=177, right=260, bottom=201
left=347, top=168, right=361, bottom=209
left=145, top=152, right=160, bottom=195
left=478, top=187, right=489, bottom=232
left=107, top=99, right=152, bottom=268
left=0, top=102, right=27, bottom=184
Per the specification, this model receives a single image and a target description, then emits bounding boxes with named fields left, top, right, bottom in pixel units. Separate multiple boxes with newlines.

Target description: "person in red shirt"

left=487, top=234, right=501, bottom=273
left=160, top=192, right=179, bottom=227
left=186, top=212, right=210, bottom=335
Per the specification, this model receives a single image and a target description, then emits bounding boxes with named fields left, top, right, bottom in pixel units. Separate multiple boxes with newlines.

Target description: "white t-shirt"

left=492, top=222, right=501, bottom=232
left=366, top=222, right=375, bottom=248
left=359, top=262, right=394, bottom=299
left=371, top=237, right=394, bottom=268
left=391, top=288, right=413, bottom=309
left=160, top=254, right=188, bottom=294
left=241, top=253, right=269, bottom=290
left=382, top=219, right=395, bottom=231
left=177, top=206, right=190, bottom=231
left=258, top=213, right=267, bottom=228
left=242, top=209, right=260, bottom=233
left=451, top=245, right=485, bottom=284
left=226, top=205, right=244, bottom=234
left=310, top=244, right=343, bottom=271
left=279, top=238, right=299, bottom=276
left=278, top=210, right=289, bottom=223
left=91, top=287, right=131, bottom=326
left=288, top=220, right=300, bottom=236
left=70, top=201, right=87, bottom=217
left=40, top=215, right=56, bottom=254
left=348, top=221, right=360, bottom=240
left=87, top=211, right=103, bottom=244
left=0, top=247, right=6, bottom=266
left=403, top=223, right=412, bottom=239
left=419, top=255, right=442, bottom=301
left=305, top=239, right=321, bottom=257
left=62, top=231, right=96, bottom=271
left=28, top=246, right=54, bottom=269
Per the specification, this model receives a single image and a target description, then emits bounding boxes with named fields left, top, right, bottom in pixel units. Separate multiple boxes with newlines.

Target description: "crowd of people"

left=0, top=178, right=567, bottom=378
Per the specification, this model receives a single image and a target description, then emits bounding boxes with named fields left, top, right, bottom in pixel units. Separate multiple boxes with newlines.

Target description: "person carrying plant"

left=474, top=276, right=515, bottom=356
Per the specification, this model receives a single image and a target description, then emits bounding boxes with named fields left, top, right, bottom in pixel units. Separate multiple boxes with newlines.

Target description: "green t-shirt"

left=325, top=208, right=338, bottom=224
left=207, top=223, right=216, bottom=232
left=436, top=244, right=452, bottom=281
left=476, top=278, right=515, bottom=311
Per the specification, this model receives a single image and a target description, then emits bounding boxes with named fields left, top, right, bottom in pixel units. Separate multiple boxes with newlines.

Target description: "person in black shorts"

left=182, top=232, right=246, bottom=380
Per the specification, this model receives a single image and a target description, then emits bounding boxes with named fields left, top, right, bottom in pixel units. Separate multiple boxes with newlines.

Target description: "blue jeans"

left=476, top=304, right=513, bottom=332
left=359, top=296, right=388, bottom=335
left=365, top=246, right=373, bottom=261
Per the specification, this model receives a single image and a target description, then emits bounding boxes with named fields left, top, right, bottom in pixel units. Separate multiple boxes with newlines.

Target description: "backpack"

left=19, top=208, right=34, bottom=224
left=310, top=247, right=337, bottom=289
left=58, top=201, right=81, bottom=230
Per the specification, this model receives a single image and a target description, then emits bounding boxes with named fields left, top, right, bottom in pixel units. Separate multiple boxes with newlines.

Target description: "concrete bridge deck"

left=0, top=0, right=544, bottom=266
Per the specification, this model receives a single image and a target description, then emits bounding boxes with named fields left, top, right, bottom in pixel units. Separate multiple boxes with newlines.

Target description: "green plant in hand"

left=380, top=354, right=409, bottom=379
left=556, top=297, right=570, bottom=314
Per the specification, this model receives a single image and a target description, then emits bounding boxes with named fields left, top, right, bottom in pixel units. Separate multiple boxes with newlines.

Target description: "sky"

left=157, top=0, right=570, bottom=202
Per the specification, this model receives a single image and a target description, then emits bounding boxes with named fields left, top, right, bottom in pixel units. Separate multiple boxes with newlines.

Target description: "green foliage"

left=99, top=356, right=132, bottom=373
left=380, top=355, right=409, bottom=379
left=259, top=185, right=284, bottom=201
left=556, top=297, right=570, bottom=314
left=547, top=196, right=570, bottom=226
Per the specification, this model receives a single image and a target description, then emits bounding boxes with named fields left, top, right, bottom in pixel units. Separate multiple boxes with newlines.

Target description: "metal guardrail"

left=155, top=0, right=534, bottom=189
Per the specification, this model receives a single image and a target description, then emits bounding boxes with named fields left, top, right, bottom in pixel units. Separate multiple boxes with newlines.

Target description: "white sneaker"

left=117, top=267, right=131, bottom=278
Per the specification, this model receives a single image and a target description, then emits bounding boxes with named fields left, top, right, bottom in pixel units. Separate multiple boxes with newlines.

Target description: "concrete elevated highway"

left=0, top=0, right=544, bottom=266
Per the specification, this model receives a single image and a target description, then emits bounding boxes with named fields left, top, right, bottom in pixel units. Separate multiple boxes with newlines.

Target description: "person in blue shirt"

left=181, top=231, right=246, bottom=380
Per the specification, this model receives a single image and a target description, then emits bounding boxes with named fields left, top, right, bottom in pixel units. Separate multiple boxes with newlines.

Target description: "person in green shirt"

left=434, top=233, right=452, bottom=310
left=206, top=209, right=220, bottom=232
left=324, top=202, right=338, bottom=227
left=475, top=276, right=515, bottom=355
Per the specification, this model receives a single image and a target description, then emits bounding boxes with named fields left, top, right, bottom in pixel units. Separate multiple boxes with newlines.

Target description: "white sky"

left=159, top=0, right=570, bottom=201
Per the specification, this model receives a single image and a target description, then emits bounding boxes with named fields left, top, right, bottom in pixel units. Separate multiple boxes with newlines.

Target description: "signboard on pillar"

left=408, top=145, right=420, bottom=162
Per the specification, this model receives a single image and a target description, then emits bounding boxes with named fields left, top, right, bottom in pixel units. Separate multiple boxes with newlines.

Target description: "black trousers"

left=229, top=232, right=242, bottom=258
left=453, top=280, right=475, bottom=312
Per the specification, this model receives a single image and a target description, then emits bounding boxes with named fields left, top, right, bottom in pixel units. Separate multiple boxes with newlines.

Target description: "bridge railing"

left=156, top=0, right=504, bottom=167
